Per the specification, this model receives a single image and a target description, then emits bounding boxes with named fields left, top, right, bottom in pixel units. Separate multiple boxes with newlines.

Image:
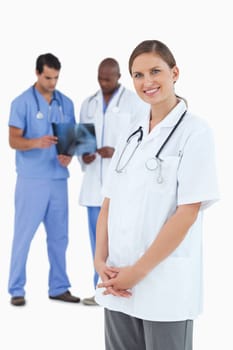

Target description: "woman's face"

left=131, top=52, right=179, bottom=107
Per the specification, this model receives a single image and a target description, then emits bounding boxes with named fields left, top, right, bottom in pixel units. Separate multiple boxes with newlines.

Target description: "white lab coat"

left=95, top=100, right=219, bottom=321
left=78, top=85, right=150, bottom=206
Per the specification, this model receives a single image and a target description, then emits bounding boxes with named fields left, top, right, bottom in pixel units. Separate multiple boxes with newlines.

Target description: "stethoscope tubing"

left=115, top=127, right=143, bottom=173
left=115, top=110, right=187, bottom=180
left=32, top=85, right=64, bottom=122
left=155, top=110, right=187, bottom=159
left=87, top=86, right=126, bottom=117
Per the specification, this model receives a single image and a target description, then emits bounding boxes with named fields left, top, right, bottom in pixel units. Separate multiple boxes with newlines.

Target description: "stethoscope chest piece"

left=145, top=157, right=163, bottom=184
left=36, top=111, right=44, bottom=119
left=145, top=157, right=159, bottom=171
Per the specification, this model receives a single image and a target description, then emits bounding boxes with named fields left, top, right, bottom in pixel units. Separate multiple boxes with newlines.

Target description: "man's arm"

left=9, top=126, right=58, bottom=150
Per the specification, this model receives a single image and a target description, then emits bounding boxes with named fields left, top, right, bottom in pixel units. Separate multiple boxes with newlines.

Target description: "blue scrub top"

left=9, top=86, right=76, bottom=179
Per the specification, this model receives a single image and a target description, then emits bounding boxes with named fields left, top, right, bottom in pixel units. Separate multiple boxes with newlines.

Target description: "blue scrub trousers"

left=87, top=206, right=101, bottom=288
left=8, top=177, right=71, bottom=297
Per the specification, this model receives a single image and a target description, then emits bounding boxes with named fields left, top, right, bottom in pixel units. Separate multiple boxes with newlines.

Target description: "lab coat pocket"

left=151, top=156, right=181, bottom=194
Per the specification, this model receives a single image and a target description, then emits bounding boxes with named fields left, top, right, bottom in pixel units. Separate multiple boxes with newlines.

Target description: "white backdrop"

left=0, top=0, right=232, bottom=349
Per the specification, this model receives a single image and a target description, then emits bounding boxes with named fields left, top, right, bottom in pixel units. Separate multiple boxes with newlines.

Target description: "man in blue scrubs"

left=8, top=53, right=80, bottom=306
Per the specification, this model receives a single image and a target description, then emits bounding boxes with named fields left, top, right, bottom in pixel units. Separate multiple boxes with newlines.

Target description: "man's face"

left=98, top=66, right=120, bottom=95
left=36, top=65, right=60, bottom=94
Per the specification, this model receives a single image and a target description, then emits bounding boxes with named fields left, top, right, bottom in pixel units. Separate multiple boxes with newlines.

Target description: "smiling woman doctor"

left=94, top=40, right=219, bottom=350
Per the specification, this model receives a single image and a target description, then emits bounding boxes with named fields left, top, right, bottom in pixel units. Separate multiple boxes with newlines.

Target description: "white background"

left=0, top=0, right=232, bottom=349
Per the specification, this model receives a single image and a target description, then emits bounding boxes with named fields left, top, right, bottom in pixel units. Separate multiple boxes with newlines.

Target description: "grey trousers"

left=105, top=309, right=193, bottom=350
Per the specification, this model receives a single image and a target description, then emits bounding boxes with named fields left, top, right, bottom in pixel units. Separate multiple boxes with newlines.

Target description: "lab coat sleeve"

left=79, top=99, right=88, bottom=123
left=77, top=100, right=88, bottom=171
left=101, top=152, right=118, bottom=199
left=177, top=124, right=220, bottom=210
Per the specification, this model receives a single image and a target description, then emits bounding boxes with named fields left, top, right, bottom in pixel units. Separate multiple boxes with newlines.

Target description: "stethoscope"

left=32, top=85, right=64, bottom=122
left=115, top=110, right=187, bottom=184
left=87, top=86, right=126, bottom=117
left=111, top=86, right=125, bottom=112
left=87, top=86, right=126, bottom=184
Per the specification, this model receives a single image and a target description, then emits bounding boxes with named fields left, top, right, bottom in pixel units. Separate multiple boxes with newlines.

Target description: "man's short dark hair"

left=36, top=53, right=61, bottom=74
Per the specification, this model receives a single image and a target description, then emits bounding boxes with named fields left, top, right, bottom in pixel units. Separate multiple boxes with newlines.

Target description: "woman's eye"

left=133, top=72, right=143, bottom=79
left=151, top=69, right=160, bottom=75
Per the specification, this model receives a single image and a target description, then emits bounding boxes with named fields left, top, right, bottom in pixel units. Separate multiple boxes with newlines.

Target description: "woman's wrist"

left=132, top=261, right=149, bottom=282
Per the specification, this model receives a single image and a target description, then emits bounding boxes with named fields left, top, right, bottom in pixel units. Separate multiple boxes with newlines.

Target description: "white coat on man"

left=78, top=84, right=150, bottom=206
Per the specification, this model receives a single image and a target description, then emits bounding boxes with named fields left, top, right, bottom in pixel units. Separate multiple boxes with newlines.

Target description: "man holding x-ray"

left=8, top=53, right=80, bottom=306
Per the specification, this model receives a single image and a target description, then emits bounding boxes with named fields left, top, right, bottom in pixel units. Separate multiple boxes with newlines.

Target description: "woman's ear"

left=172, top=66, right=179, bottom=83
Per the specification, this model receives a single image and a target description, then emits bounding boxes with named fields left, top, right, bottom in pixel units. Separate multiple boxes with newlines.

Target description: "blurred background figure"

left=78, top=57, right=149, bottom=306
left=8, top=53, right=80, bottom=306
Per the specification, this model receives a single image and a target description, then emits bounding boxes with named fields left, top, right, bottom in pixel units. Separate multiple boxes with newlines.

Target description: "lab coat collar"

left=156, top=100, right=187, bottom=128
left=141, top=99, right=187, bottom=140
left=97, top=84, right=124, bottom=101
